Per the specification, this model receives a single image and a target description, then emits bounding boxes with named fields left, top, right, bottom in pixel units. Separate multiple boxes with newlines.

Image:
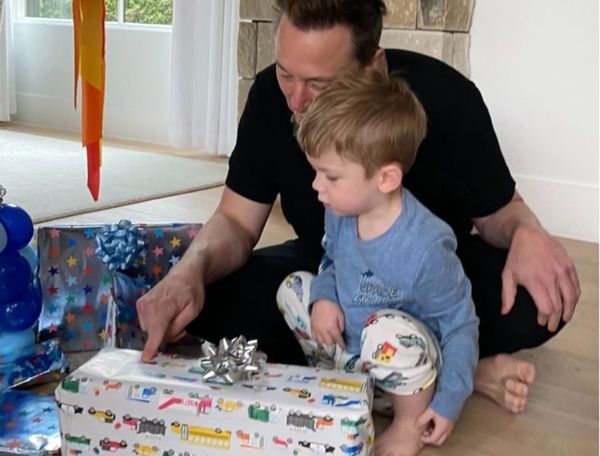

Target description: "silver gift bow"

left=198, top=335, right=266, bottom=385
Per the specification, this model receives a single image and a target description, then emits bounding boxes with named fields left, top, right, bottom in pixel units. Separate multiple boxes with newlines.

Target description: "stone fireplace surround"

left=238, top=0, right=475, bottom=116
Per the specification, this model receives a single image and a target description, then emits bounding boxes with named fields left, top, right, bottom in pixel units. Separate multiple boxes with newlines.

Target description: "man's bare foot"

left=375, top=417, right=425, bottom=456
left=475, top=353, right=536, bottom=414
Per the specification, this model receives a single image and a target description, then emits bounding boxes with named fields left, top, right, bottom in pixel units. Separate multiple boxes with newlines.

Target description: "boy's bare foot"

left=475, top=353, right=536, bottom=414
left=375, top=417, right=425, bottom=456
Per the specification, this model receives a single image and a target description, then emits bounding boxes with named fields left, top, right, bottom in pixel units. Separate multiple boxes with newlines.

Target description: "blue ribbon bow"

left=95, top=220, right=146, bottom=272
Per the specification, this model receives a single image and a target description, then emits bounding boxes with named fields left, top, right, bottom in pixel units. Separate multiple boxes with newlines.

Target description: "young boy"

left=276, top=70, right=479, bottom=456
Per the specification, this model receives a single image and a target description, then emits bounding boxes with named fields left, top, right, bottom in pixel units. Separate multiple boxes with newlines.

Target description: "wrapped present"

left=0, top=338, right=68, bottom=394
left=0, top=389, right=61, bottom=455
left=37, top=222, right=202, bottom=352
left=55, top=346, right=375, bottom=455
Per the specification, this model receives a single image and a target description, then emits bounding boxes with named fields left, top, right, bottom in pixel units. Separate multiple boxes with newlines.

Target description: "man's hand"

left=310, top=299, right=345, bottom=348
left=417, top=407, right=455, bottom=446
left=501, top=225, right=580, bottom=331
left=136, top=273, right=204, bottom=362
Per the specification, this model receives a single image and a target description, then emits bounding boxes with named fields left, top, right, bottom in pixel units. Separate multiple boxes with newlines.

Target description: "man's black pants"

left=187, top=236, right=564, bottom=364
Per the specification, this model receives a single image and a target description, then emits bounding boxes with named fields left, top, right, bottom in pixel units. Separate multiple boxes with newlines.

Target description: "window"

left=24, top=0, right=173, bottom=25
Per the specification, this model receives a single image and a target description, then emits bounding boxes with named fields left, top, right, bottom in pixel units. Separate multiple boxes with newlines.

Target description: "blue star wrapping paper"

left=37, top=223, right=202, bottom=352
left=0, top=339, right=68, bottom=394
left=0, top=389, right=61, bottom=455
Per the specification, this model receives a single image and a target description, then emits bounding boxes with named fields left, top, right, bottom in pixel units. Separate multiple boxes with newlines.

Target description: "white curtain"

left=169, top=0, right=239, bottom=156
left=0, top=0, right=16, bottom=121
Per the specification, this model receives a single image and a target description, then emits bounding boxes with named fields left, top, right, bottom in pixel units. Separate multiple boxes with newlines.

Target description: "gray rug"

left=0, top=129, right=228, bottom=222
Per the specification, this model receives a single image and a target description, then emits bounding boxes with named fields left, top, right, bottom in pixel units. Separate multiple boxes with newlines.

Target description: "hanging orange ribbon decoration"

left=73, top=0, right=105, bottom=201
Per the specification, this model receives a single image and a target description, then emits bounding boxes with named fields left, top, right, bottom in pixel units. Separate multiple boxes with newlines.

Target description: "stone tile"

left=452, top=32, right=470, bottom=77
left=257, top=21, right=276, bottom=72
left=380, top=29, right=454, bottom=67
left=238, top=21, right=258, bottom=78
left=238, top=78, right=254, bottom=120
left=383, top=0, right=418, bottom=29
left=240, top=0, right=276, bottom=21
left=418, top=0, right=475, bottom=32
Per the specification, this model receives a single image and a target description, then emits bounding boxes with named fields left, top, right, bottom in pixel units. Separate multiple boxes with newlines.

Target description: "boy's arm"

left=413, top=234, right=479, bottom=422
left=310, top=210, right=340, bottom=305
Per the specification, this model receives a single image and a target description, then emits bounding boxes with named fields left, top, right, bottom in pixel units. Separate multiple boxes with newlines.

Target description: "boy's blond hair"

left=297, top=69, right=427, bottom=177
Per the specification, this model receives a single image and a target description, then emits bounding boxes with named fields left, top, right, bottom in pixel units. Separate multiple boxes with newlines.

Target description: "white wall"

left=12, top=19, right=173, bottom=144
left=470, top=0, right=598, bottom=242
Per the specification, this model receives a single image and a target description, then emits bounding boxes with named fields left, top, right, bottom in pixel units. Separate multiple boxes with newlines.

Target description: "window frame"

left=16, top=0, right=172, bottom=30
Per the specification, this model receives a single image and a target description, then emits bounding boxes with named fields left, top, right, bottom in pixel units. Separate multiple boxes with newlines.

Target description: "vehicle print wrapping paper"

left=37, top=223, right=202, bottom=352
left=55, top=348, right=375, bottom=455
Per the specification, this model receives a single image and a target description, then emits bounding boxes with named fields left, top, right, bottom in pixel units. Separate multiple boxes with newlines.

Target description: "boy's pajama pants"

left=276, top=271, right=442, bottom=414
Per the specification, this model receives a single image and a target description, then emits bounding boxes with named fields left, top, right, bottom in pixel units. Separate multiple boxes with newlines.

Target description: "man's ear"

left=368, top=48, right=388, bottom=74
left=378, top=163, right=403, bottom=194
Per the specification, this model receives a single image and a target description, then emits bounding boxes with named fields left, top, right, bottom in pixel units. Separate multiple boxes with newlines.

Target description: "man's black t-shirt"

left=226, top=49, right=515, bottom=255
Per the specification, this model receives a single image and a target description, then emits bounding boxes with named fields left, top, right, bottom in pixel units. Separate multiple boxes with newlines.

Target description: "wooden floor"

left=32, top=184, right=599, bottom=456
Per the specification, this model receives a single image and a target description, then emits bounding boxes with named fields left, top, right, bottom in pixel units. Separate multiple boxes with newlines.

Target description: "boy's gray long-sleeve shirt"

left=311, top=189, right=479, bottom=421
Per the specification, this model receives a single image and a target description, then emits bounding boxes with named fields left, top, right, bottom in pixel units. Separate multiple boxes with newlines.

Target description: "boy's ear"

left=378, top=163, right=403, bottom=194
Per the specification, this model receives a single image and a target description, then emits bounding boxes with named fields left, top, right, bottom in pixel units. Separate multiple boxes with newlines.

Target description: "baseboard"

left=515, top=174, right=598, bottom=243
left=13, top=92, right=170, bottom=145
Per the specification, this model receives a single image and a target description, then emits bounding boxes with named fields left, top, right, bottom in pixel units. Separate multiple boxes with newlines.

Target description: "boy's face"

left=307, top=148, right=381, bottom=217
left=275, top=15, right=360, bottom=125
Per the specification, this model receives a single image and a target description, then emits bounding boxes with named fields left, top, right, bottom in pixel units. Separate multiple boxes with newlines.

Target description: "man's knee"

left=478, top=286, right=566, bottom=358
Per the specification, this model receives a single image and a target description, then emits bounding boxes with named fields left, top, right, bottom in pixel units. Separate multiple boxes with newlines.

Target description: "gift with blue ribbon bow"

left=37, top=221, right=203, bottom=352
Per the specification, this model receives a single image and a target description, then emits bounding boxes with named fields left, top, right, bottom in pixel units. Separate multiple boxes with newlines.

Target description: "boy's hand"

left=416, top=407, right=455, bottom=446
left=310, top=299, right=345, bottom=349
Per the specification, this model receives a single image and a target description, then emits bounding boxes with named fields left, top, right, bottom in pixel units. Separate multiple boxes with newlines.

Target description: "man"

left=137, top=0, right=579, bottom=417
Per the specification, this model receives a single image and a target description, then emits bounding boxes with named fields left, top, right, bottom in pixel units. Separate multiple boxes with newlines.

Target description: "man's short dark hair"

left=274, top=0, right=387, bottom=65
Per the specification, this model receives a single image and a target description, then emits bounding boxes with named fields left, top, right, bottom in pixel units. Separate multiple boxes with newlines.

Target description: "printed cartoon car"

left=319, top=377, right=366, bottom=393
left=342, top=354, right=361, bottom=371
left=236, top=430, right=265, bottom=449
left=137, top=417, right=166, bottom=435
left=340, top=417, right=368, bottom=433
left=287, top=374, right=318, bottom=384
left=282, top=387, right=311, bottom=399
left=372, top=341, right=398, bottom=363
left=127, top=384, right=157, bottom=403
left=57, top=401, right=84, bottom=414
left=88, top=407, right=115, bottom=423
left=122, top=414, right=140, bottom=430
left=64, top=434, right=91, bottom=447
left=321, top=394, right=365, bottom=408
left=132, top=444, right=159, bottom=456
left=272, top=436, right=293, bottom=449
left=395, top=333, right=426, bottom=351
left=340, top=442, right=364, bottom=455
left=215, top=398, right=243, bottom=412
left=298, top=440, right=335, bottom=453
left=286, top=411, right=333, bottom=431
left=61, top=376, right=91, bottom=394
left=99, top=438, right=127, bottom=452
left=247, top=403, right=282, bottom=423
left=102, top=380, right=123, bottom=391
left=285, top=274, right=304, bottom=302
left=241, top=383, right=277, bottom=392
left=379, top=371, right=409, bottom=390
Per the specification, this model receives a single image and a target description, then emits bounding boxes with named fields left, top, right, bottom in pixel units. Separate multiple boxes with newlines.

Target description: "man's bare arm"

left=171, top=187, right=273, bottom=286
left=472, top=191, right=580, bottom=332
left=472, top=192, right=539, bottom=249
left=137, top=187, right=272, bottom=360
